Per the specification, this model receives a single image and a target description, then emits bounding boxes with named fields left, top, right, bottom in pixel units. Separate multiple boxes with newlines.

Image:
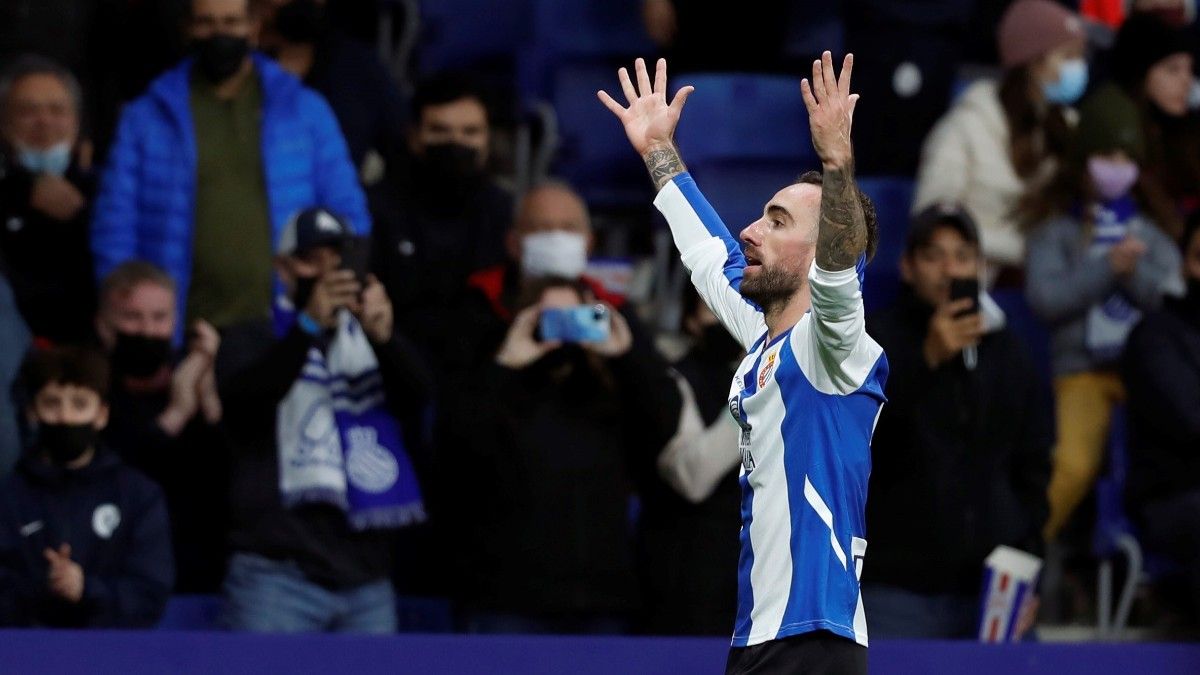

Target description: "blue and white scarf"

left=275, top=306, right=425, bottom=530
left=1084, top=198, right=1141, bottom=363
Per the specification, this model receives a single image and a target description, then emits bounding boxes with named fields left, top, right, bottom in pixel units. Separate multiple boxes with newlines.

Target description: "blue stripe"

left=671, top=173, right=763, bottom=312
left=732, top=472, right=756, bottom=646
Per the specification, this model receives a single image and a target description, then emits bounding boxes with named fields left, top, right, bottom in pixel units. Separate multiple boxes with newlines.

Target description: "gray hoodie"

left=1026, top=212, right=1183, bottom=376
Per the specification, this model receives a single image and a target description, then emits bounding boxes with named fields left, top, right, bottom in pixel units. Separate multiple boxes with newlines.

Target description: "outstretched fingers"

left=800, top=78, right=817, bottom=115
left=839, top=53, right=854, bottom=99
left=811, top=58, right=824, bottom=104
left=635, top=57, right=653, bottom=97
left=618, top=66, right=637, bottom=105
left=669, top=84, right=694, bottom=115
left=653, top=58, right=667, bottom=95
left=597, top=89, right=627, bottom=118
left=821, top=51, right=837, bottom=102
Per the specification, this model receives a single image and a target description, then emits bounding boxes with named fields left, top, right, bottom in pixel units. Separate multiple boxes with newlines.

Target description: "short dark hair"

left=20, top=345, right=110, bottom=404
left=100, top=260, right=176, bottom=309
left=411, top=72, right=489, bottom=124
left=794, top=171, right=879, bottom=262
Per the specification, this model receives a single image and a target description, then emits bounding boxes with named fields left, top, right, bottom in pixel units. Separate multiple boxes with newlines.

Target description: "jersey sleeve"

left=654, top=173, right=766, bottom=350
left=798, top=255, right=884, bottom=395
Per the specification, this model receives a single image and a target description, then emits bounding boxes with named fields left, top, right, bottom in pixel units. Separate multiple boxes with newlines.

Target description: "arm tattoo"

left=816, top=161, right=868, bottom=271
left=643, top=144, right=686, bottom=191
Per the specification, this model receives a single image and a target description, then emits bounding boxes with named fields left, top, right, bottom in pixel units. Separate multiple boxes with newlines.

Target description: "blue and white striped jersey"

left=655, top=173, right=889, bottom=648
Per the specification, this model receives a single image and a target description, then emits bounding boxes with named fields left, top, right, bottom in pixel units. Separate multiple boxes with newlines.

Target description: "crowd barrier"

left=1, top=630, right=1198, bottom=674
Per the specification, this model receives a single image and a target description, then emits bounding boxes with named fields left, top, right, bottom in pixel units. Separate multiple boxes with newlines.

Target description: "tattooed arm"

left=802, top=51, right=867, bottom=272
left=600, top=58, right=767, bottom=348
left=817, top=163, right=868, bottom=271
left=643, top=143, right=687, bottom=192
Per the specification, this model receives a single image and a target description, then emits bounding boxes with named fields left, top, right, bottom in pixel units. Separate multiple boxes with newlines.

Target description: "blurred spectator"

left=255, top=0, right=406, bottom=179
left=0, top=346, right=173, bottom=628
left=1024, top=84, right=1183, bottom=540
left=843, top=0, right=973, bottom=174
left=640, top=0, right=788, bottom=73
left=914, top=0, right=1087, bottom=286
left=863, top=204, right=1051, bottom=639
left=215, top=207, right=430, bottom=633
left=370, top=73, right=513, bottom=360
left=438, top=182, right=681, bottom=634
left=0, top=55, right=97, bottom=344
left=91, top=0, right=368, bottom=335
left=1111, top=12, right=1200, bottom=223
left=95, top=261, right=228, bottom=593
left=635, top=287, right=741, bottom=636
left=1124, top=214, right=1200, bottom=622
left=0, top=267, right=30, bottom=475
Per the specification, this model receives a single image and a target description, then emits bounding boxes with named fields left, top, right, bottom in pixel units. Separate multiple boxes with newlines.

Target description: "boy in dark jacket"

left=863, top=205, right=1052, bottom=639
left=0, top=346, right=173, bottom=628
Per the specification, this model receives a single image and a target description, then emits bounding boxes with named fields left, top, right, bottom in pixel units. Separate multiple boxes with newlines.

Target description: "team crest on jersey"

left=757, top=352, right=778, bottom=388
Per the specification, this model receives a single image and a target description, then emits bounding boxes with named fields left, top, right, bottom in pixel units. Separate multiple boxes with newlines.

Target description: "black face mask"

left=39, top=422, right=97, bottom=465
left=275, top=0, right=325, bottom=44
left=293, top=275, right=318, bottom=313
left=419, top=143, right=483, bottom=183
left=193, top=34, right=250, bottom=84
left=111, top=331, right=173, bottom=379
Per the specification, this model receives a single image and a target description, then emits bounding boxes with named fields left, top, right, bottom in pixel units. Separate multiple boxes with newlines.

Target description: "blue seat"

left=416, top=0, right=533, bottom=75
left=1092, top=408, right=1142, bottom=639
left=519, top=0, right=654, bottom=98
left=659, top=74, right=817, bottom=235
left=157, top=595, right=223, bottom=630
left=550, top=62, right=655, bottom=210
left=990, top=289, right=1053, bottom=383
left=674, top=74, right=814, bottom=168
left=856, top=177, right=914, bottom=313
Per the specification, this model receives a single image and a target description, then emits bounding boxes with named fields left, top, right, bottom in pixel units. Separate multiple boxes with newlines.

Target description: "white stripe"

left=803, top=476, right=847, bottom=570
left=742, top=353, right=793, bottom=643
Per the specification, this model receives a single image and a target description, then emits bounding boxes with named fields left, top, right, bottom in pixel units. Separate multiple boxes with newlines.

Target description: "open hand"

left=44, top=544, right=84, bottom=603
left=598, top=57, right=693, bottom=156
left=801, top=51, right=859, bottom=170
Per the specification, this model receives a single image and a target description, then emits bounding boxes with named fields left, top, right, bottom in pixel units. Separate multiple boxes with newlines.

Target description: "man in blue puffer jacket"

left=91, top=0, right=368, bottom=335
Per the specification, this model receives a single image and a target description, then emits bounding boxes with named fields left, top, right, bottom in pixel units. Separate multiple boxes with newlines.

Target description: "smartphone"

left=539, top=305, right=611, bottom=343
left=949, top=277, right=980, bottom=317
left=339, top=236, right=371, bottom=286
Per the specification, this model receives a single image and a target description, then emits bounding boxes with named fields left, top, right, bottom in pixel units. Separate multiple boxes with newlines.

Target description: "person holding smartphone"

left=435, top=184, right=681, bottom=634
left=862, top=204, right=1052, bottom=639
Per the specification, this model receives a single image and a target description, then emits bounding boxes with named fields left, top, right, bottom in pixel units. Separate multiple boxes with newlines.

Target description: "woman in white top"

left=913, top=0, right=1089, bottom=285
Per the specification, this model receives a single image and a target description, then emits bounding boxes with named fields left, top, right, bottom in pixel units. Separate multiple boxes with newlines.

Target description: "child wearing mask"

left=0, top=346, right=173, bottom=627
left=1023, top=84, right=1184, bottom=540
left=914, top=0, right=1089, bottom=286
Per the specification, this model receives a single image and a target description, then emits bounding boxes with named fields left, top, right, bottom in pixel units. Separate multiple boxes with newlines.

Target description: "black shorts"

left=725, top=630, right=867, bottom=675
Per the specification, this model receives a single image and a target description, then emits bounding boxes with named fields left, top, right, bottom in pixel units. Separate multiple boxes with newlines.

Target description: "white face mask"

left=520, top=230, right=589, bottom=279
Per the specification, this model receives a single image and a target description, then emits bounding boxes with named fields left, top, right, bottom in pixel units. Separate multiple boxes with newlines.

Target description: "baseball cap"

left=906, top=203, right=981, bottom=255
left=276, top=207, right=354, bottom=255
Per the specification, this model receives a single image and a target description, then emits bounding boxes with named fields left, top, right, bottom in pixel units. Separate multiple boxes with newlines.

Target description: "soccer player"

left=599, top=54, right=887, bottom=674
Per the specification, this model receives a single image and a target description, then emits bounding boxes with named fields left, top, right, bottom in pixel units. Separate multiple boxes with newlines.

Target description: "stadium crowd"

left=0, top=0, right=1198, bottom=642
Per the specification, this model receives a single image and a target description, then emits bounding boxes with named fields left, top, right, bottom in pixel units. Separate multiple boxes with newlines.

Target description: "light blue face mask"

left=1042, top=59, right=1089, bottom=105
left=16, top=142, right=72, bottom=176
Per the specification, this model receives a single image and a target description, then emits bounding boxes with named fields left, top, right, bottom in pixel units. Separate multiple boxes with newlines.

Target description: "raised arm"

left=597, top=58, right=693, bottom=192
left=598, top=59, right=766, bottom=349
left=802, top=52, right=867, bottom=272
